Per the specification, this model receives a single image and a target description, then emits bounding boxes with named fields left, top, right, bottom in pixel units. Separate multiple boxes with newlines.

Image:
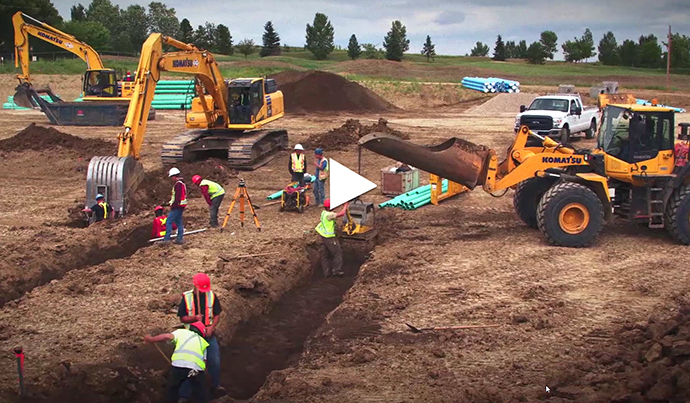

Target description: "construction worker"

left=143, top=321, right=209, bottom=403
left=288, top=143, right=307, bottom=187
left=313, top=148, right=328, bottom=206
left=178, top=273, right=225, bottom=397
left=163, top=167, right=187, bottom=244
left=88, top=194, right=113, bottom=223
left=315, top=199, right=349, bottom=277
left=124, top=71, right=133, bottom=81
left=151, top=206, right=177, bottom=239
left=191, top=175, right=225, bottom=228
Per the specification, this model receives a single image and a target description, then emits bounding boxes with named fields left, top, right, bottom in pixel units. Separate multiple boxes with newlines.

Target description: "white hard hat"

left=168, top=167, right=181, bottom=177
left=294, top=144, right=304, bottom=151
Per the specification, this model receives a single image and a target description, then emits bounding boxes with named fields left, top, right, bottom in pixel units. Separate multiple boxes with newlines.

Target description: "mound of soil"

left=303, top=118, right=409, bottom=151
left=270, top=70, right=398, bottom=113
left=0, top=123, right=112, bottom=158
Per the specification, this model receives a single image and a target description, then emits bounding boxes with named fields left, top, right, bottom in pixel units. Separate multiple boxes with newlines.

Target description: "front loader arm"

left=13, top=12, right=106, bottom=83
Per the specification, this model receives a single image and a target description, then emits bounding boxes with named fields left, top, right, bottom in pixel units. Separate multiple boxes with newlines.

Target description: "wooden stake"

left=153, top=343, right=171, bottom=364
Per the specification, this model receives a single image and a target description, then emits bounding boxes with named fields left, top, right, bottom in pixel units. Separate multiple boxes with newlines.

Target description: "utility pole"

left=667, top=25, right=672, bottom=92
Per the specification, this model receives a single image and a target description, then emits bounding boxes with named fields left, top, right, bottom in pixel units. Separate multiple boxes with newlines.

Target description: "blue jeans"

left=164, top=208, right=184, bottom=242
left=179, top=335, right=221, bottom=397
left=313, top=179, right=326, bottom=206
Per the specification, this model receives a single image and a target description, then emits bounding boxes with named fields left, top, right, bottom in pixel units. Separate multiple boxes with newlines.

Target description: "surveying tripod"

left=221, top=179, right=261, bottom=231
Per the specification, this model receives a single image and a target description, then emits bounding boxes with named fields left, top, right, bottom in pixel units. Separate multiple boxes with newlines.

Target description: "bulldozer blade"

left=86, top=156, right=144, bottom=215
left=359, top=132, right=491, bottom=189
left=13, top=83, right=34, bottom=108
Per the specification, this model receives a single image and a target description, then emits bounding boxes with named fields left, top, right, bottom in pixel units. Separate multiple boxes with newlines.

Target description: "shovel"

left=405, top=323, right=499, bottom=333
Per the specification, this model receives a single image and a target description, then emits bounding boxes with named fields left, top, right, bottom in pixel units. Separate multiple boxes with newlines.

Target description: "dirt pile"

left=270, top=70, right=398, bottom=113
left=467, top=93, right=538, bottom=114
left=303, top=118, right=409, bottom=151
left=0, top=123, right=112, bottom=158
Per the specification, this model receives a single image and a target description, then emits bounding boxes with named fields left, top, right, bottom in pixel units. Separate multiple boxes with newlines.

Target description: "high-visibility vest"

left=291, top=153, right=305, bottom=173
left=170, top=329, right=209, bottom=371
left=99, top=202, right=109, bottom=219
left=158, top=217, right=167, bottom=237
left=315, top=210, right=336, bottom=238
left=183, top=290, right=215, bottom=326
left=200, top=179, right=225, bottom=199
left=170, top=180, right=188, bottom=207
left=317, top=158, right=329, bottom=180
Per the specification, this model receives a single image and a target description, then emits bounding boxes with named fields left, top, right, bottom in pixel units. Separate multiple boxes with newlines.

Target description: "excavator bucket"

left=13, top=83, right=34, bottom=108
left=359, top=133, right=491, bottom=190
left=86, top=156, right=144, bottom=215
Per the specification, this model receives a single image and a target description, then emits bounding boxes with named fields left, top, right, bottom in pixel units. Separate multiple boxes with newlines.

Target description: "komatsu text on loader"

left=85, top=33, right=287, bottom=214
left=360, top=104, right=690, bottom=247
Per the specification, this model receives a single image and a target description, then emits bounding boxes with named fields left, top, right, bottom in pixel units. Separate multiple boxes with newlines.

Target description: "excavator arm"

left=12, top=12, right=106, bottom=84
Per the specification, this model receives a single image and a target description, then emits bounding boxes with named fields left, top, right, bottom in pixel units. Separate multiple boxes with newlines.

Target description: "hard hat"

left=154, top=205, right=163, bottom=211
left=315, top=148, right=323, bottom=155
left=324, top=199, right=330, bottom=210
left=168, top=167, right=181, bottom=177
left=192, top=175, right=202, bottom=185
left=294, top=144, right=304, bottom=151
left=96, top=194, right=104, bottom=200
left=189, top=321, right=206, bottom=337
left=193, top=273, right=211, bottom=292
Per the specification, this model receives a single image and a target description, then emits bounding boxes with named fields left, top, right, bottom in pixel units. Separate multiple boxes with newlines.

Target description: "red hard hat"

left=154, top=205, right=163, bottom=211
left=190, top=321, right=206, bottom=337
left=324, top=199, right=330, bottom=210
left=192, top=175, right=202, bottom=185
left=193, top=273, right=211, bottom=292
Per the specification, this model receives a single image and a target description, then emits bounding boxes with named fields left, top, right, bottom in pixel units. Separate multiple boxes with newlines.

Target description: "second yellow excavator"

left=86, top=33, right=287, bottom=214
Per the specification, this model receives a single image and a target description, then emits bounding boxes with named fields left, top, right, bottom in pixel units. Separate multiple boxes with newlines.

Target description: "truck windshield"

left=528, top=98, right=569, bottom=112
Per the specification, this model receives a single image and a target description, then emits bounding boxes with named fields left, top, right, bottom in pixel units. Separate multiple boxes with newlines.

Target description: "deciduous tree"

left=598, top=31, right=620, bottom=66
left=236, top=38, right=255, bottom=59
left=470, top=41, right=489, bottom=57
left=539, top=30, right=558, bottom=59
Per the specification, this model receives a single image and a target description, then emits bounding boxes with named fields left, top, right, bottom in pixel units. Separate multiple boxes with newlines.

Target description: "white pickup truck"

left=515, top=94, right=599, bottom=142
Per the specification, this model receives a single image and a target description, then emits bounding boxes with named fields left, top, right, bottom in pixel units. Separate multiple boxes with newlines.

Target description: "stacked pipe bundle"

left=461, top=77, right=520, bottom=93
left=636, top=98, right=687, bottom=113
left=3, top=94, right=55, bottom=110
left=379, top=180, right=448, bottom=210
left=150, top=80, right=195, bottom=110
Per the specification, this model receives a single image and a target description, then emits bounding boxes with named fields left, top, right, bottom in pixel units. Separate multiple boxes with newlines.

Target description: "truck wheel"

left=513, top=177, right=557, bottom=228
left=537, top=182, right=604, bottom=247
left=560, top=125, right=570, bottom=143
left=665, top=185, right=690, bottom=245
left=585, top=119, right=596, bottom=139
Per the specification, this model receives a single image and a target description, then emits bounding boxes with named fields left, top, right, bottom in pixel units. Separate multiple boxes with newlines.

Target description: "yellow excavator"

left=12, top=11, right=135, bottom=101
left=360, top=104, right=690, bottom=247
left=86, top=33, right=287, bottom=214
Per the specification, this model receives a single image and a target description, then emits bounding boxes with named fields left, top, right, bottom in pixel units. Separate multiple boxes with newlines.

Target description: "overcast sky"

left=52, top=0, right=690, bottom=58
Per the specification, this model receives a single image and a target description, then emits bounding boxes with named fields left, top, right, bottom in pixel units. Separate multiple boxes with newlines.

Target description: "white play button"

left=328, top=159, right=377, bottom=210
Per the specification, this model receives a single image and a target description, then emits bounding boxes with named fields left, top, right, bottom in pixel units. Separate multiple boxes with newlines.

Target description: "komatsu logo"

left=542, top=156, right=583, bottom=164
left=172, top=59, right=199, bottom=68
left=38, top=31, right=62, bottom=45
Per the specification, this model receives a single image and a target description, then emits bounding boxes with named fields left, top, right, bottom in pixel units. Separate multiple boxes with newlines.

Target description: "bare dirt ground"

left=1, top=71, right=690, bottom=403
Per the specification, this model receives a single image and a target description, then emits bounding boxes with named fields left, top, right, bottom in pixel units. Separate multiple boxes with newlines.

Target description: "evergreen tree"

left=347, top=34, right=361, bottom=60
left=470, top=41, right=490, bottom=57
left=305, top=12, right=335, bottom=60
left=236, top=39, right=255, bottom=59
left=383, top=20, right=410, bottom=61
left=578, top=28, right=596, bottom=61
left=517, top=40, right=528, bottom=58
left=70, top=4, right=87, bottom=21
left=362, top=43, right=384, bottom=59
left=638, top=34, right=662, bottom=68
left=539, top=30, right=558, bottom=59
left=526, top=41, right=548, bottom=64
left=493, top=34, right=506, bottom=61
left=260, top=21, right=281, bottom=57
left=180, top=18, right=194, bottom=43
left=597, top=31, right=620, bottom=66
left=421, top=35, right=436, bottom=62
left=619, top=39, right=639, bottom=67
left=215, top=24, right=233, bottom=55
left=505, top=40, right=517, bottom=59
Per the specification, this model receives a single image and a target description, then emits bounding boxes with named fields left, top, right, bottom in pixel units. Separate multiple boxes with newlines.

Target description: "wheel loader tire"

left=585, top=119, right=596, bottom=139
left=513, top=177, right=558, bottom=228
left=665, top=185, right=690, bottom=245
left=560, top=125, right=570, bottom=143
left=536, top=182, right=604, bottom=247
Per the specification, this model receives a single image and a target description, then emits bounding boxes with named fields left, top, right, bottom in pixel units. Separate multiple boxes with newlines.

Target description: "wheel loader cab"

left=83, top=69, right=118, bottom=97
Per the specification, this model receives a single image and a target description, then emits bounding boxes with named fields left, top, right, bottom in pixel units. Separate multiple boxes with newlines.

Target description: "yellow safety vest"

left=315, top=210, right=336, bottom=238
left=99, top=202, right=109, bottom=218
left=159, top=217, right=167, bottom=236
left=169, top=180, right=188, bottom=206
left=291, top=153, right=305, bottom=173
left=170, top=329, right=209, bottom=371
left=200, top=179, right=225, bottom=199
left=183, top=290, right=215, bottom=326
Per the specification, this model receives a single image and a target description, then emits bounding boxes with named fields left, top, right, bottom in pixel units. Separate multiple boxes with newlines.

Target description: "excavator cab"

left=83, top=69, right=118, bottom=98
left=227, top=78, right=277, bottom=124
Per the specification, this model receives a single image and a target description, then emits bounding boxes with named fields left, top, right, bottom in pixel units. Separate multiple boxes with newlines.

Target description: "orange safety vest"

left=183, top=290, right=215, bottom=327
left=291, top=153, right=305, bottom=173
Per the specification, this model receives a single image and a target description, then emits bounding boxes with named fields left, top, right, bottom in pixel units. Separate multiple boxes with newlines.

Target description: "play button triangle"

left=328, top=159, right=377, bottom=210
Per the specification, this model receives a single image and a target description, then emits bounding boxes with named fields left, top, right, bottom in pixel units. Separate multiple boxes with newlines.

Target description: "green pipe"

left=266, top=176, right=316, bottom=200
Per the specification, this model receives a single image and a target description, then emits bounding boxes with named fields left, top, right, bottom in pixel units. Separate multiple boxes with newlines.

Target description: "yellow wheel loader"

left=360, top=104, right=690, bottom=247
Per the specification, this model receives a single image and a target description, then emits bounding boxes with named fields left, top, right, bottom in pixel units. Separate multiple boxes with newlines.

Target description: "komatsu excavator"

left=360, top=104, right=690, bottom=247
left=85, top=33, right=287, bottom=214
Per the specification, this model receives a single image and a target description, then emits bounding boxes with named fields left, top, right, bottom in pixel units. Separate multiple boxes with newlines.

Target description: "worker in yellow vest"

left=315, top=199, right=349, bottom=277
left=288, top=143, right=307, bottom=187
left=144, top=321, right=209, bottom=403
left=177, top=273, right=225, bottom=397
left=87, top=193, right=114, bottom=223
left=191, top=175, right=226, bottom=228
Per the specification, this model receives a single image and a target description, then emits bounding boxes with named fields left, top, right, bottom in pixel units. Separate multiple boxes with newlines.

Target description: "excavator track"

left=161, top=128, right=288, bottom=170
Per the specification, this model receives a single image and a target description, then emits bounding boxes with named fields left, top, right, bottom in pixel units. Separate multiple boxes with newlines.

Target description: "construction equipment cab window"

left=228, top=80, right=263, bottom=124
left=599, top=105, right=674, bottom=163
left=84, top=70, right=117, bottom=97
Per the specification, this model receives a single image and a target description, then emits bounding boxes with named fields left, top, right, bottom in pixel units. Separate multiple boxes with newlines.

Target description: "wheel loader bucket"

left=359, top=132, right=491, bottom=189
left=13, top=83, right=34, bottom=108
left=86, top=156, right=144, bottom=215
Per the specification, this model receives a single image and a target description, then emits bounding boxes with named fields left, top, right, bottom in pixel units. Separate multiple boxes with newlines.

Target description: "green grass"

left=0, top=58, right=138, bottom=75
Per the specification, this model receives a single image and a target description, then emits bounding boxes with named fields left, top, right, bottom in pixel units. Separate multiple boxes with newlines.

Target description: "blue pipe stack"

left=379, top=180, right=449, bottom=210
left=461, top=77, right=521, bottom=93
left=636, top=98, right=686, bottom=113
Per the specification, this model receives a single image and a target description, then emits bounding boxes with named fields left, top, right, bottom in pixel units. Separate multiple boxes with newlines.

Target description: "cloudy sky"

left=52, top=0, right=690, bottom=58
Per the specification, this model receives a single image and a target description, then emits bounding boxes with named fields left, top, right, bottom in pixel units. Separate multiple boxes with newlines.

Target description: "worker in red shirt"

left=162, top=167, right=187, bottom=244
left=151, top=206, right=177, bottom=239
left=675, top=132, right=689, bottom=173
left=191, top=175, right=226, bottom=228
